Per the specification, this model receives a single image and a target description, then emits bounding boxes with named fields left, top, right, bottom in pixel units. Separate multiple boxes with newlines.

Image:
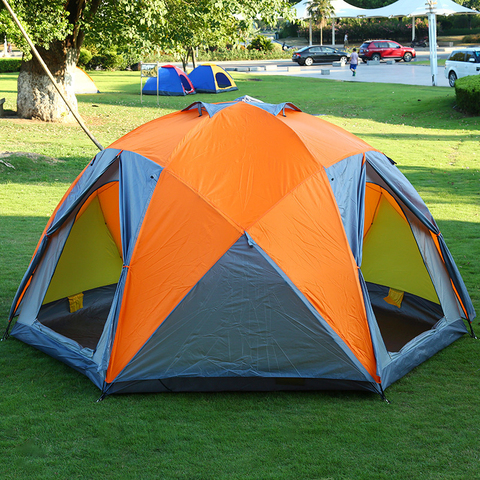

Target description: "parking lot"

left=220, top=48, right=455, bottom=88
left=244, top=60, right=451, bottom=87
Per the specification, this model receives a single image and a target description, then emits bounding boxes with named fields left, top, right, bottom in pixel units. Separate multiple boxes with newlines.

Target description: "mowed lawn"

left=0, top=69, right=479, bottom=480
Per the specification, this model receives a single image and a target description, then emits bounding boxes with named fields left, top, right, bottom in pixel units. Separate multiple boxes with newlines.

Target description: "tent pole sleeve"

left=1, top=0, right=104, bottom=151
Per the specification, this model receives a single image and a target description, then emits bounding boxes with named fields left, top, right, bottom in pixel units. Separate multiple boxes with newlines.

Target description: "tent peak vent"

left=183, top=98, right=302, bottom=118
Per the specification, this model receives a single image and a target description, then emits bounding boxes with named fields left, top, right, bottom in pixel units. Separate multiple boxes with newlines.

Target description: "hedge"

left=299, top=18, right=429, bottom=45
left=0, top=58, right=22, bottom=73
left=455, top=75, right=480, bottom=115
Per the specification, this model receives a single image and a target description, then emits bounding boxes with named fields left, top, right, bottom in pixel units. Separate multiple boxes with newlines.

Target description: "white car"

left=444, top=48, right=480, bottom=87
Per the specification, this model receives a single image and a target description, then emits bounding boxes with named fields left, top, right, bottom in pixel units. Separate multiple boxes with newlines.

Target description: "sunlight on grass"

left=0, top=68, right=479, bottom=480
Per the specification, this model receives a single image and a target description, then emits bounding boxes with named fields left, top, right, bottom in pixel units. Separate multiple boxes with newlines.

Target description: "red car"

left=359, top=40, right=416, bottom=63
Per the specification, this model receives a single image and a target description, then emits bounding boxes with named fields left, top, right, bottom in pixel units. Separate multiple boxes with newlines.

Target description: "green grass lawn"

left=0, top=70, right=479, bottom=480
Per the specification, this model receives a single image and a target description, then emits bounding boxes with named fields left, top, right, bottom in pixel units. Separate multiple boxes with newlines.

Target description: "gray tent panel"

left=113, top=235, right=376, bottom=388
left=326, top=153, right=366, bottom=265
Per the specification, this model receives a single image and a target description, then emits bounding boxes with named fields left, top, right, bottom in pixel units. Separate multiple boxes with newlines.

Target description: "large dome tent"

left=4, top=97, right=475, bottom=398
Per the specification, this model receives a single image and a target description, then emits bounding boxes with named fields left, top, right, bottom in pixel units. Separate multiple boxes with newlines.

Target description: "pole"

left=309, top=19, right=312, bottom=46
left=332, top=19, right=335, bottom=46
left=412, top=17, right=415, bottom=43
left=426, top=0, right=438, bottom=86
left=1, top=0, right=104, bottom=151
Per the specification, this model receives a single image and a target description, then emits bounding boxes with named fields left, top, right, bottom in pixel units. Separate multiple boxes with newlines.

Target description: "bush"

left=88, top=51, right=127, bottom=70
left=77, top=48, right=93, bottom=69
left=247, top=35, right=274, bottom=52
left=454, top=75, right=480, bottom=115
left=279, top=22, right=298, bottom=39
left=299, top=18, right=428, bottom=45
left=199, top=46, right=291, bottom=62
left=0, top=58, right=22, bottom=73
left=462, top=33, right=480, bottom=44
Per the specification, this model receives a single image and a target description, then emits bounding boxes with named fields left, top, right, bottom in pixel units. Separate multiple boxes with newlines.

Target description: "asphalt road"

left=217, top=48, right=454, bottom=88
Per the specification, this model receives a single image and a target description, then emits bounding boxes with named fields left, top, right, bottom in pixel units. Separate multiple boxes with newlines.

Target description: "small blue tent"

left=188, top=63, right=238, bottom=93
left=142, top=65, right=195, bottom=96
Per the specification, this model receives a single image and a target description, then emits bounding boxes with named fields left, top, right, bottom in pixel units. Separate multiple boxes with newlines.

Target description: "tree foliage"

left=307, top=0, right=334, bottom=45
left=0, top=0, right=294, bottom=62
left=307, top=0, right=334, bottom=22
left=144, top=0, right=294, bottom=70
left=0, top=0, right=168, bottom=60
left=347, top=0, right=400, bottom=8
left=0, top=0, right=293, bottom=121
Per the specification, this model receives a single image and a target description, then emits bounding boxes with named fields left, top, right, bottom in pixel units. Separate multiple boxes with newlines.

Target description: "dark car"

left=291, top=45, right=350, bottom=66
left=359, top=40, right=416, bottom=63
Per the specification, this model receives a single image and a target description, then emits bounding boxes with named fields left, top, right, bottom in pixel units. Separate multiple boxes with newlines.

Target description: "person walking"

left=344, top=33, right=348, bottom=49
left=350, top=48, right=358, bottom=76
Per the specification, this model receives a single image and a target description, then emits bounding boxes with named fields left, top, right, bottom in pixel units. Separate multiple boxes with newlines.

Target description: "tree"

left=0, top=0, right=293, bottom=122
left=347, top=0, right=393, bottom=8
left=307, top=0, right=334, bottom=45
left=149, top=0, right=294, bottom=72
left=151, top=0, right=239, bottom=72
left=0, top=0, right=167, bottom=121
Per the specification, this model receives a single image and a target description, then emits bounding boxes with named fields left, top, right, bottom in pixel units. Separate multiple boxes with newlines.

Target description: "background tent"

left=74, top=67, right=99, bottom=94
left=188, top=63, right=238, bottom=93
left=4, top=97, right=475, bottom=398
left=142, top=64, right=195, bottom=96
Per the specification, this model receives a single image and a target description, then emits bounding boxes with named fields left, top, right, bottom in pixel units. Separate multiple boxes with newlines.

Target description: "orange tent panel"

left=248, top=169, right=378, bottom=381
left=278, top=111, right=377, bottom=168
left=106, top=170, right=243, bottom=382
left=110, top=109, right=208, bottom=168
left=167, top=102, right=322, bottom=230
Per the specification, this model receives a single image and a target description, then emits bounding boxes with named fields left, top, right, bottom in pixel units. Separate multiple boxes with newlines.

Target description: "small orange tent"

left=5, top=97, right=475, bottom=398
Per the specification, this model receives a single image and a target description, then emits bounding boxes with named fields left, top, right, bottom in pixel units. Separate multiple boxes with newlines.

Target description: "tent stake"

left=467, top=322, right=477, bottom=339
left=1, top=0, right=104, bottom=151
left=379, top=385, right=390, bottom=404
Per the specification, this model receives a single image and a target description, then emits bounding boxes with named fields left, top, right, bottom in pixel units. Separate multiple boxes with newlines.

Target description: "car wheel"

left=372, top=53, right=381, bottom=61
left=403, top=52, right=413, bottom=62
left=304, top=57, right=314, bottom=66
left=340, top=56, right=348, bottom=64
left=448, top=71, right=457, bottom=87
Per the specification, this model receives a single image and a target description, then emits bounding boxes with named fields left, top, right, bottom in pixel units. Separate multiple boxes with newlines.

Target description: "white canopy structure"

left=293, top=0, right=478, bottom=86
left=294, top=0, right=477, bottom=20
left=294, top=0, right=366, bottom=19
left=293, top=0, right=368, bottom=47
left=354, top=0, right=477, bottom=17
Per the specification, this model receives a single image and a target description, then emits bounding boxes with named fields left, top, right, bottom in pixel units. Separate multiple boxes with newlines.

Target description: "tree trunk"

left=180, top=54, right=188, bottom=72
left=190, top=47, right=197, bottom=70
left=17, top=41, right=79, bottom=122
